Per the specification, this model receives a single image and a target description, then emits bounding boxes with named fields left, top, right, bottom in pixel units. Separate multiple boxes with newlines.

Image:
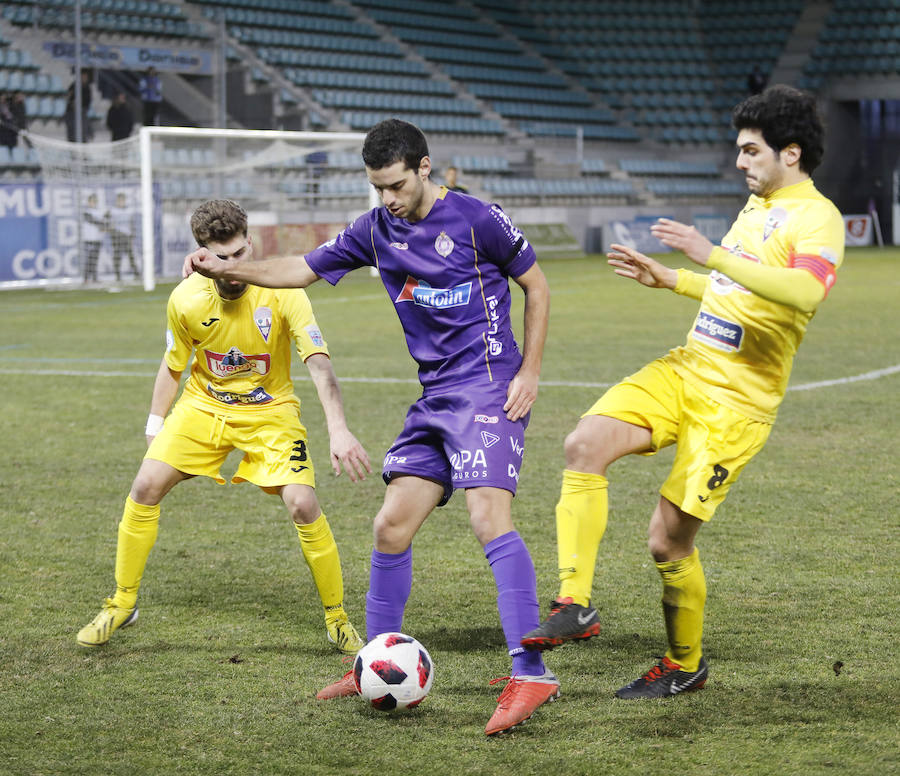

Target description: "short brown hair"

left=190, top=199, right=247, bottom=247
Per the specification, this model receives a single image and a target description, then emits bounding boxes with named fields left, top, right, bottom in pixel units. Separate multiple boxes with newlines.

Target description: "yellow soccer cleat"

left=76, top=598, right=138, bottom=647
left=325, top=616, right=364, bottom=655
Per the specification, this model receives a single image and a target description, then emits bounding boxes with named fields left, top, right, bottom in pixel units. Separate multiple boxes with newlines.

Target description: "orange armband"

left=789, top=253, right=837, bottom=297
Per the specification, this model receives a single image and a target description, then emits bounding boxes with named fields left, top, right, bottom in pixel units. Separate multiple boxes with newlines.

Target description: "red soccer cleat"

left=484, top=672, right=561, bottom=736
left=315, top=669, right=359, bottom=700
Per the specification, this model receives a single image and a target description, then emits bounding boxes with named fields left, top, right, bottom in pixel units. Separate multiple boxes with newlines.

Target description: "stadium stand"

left=1, top=0, right=898, bottom=244
left=2, top=0, right=210, bottom=39
left=802, top=0, right=900, bottom=89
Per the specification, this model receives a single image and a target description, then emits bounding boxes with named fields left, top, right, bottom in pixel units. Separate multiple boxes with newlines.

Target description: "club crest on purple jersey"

left=434, top=231, right=454, bottom=257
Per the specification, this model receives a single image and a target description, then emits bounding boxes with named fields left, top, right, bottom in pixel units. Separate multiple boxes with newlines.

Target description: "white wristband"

left=145, top=413, right=165, bottom=436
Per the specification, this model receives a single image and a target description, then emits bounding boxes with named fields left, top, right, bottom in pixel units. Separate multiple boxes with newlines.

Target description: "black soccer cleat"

left=615, top=656, right=708, bottom=699
left=520, top=596, right=601, bottom=651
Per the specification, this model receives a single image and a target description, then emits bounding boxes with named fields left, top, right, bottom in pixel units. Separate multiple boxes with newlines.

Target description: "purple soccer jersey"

left=305, top=189, right=536, bottom=392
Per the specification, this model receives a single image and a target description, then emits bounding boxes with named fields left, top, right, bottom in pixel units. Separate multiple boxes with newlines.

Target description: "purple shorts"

left=382, top=381, right=528, bottom=505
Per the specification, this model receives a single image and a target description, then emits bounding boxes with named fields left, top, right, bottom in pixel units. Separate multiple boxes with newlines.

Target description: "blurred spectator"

left=82, top=193, right=105, bottom=283
left=65, top=70, right=94, bottom=143
left=10, top=91, right=27, bottom=145
left=747, top=65, right=767, bottom=95
left=139, top=67, right=162, bottom=126
left=0, top=93, right=16, bottom=149
left=107, top=92, right=135, bottom=141
left=444, top=165, right=468, bottom=193
left=107, top=192, right=140, bottom=281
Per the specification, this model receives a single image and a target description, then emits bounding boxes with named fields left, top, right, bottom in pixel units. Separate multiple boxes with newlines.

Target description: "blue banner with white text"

left=0, top=182, right=160, bottom=286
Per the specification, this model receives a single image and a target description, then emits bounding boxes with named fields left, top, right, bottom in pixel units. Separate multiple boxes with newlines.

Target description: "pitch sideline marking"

left=7, top=363, right=900, bottom=392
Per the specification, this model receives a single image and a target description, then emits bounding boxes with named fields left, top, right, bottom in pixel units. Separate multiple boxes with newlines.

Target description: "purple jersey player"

left=185, top=119, right=556, bottom=736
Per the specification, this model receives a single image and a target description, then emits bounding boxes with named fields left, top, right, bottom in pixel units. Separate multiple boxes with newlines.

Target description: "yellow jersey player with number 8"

left=77, top=200, right=371, bottom=652
left=521, top=85, right=844, bottom=699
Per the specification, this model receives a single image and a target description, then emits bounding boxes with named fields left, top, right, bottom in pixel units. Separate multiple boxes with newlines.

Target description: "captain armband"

left=789, top=253, right=837, bottom=297
left=145, top=414, right=165, bottom=437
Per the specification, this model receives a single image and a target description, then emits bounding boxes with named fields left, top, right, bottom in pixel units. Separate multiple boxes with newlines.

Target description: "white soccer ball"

left=353, top=632, right=434, bottom=711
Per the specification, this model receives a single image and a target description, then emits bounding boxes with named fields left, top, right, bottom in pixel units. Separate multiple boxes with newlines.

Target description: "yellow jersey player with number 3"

left=77, top=200, right=371, bottom=652
left=521, top=85, right=844, bottom=699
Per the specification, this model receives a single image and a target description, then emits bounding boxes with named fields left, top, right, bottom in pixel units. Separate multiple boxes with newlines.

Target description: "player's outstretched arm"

left=183, top=248, right=320, bottom=289
left=607, top=243, right=679, bottom=290
left=650, top=218, right=715, bottom=266
left=304, top=353, right=372, bottom=482
left=506, top=263, right=550, bottom=422
left=651, top=218, right=830, bottom=312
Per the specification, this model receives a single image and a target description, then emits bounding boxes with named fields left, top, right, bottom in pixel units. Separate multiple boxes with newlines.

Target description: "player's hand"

left=329, top=428, right=372, bottom=482
left=183, top=246, right=227, bottom=279
left=504, top=369, right=538, bottom=422
left=608, top=243, right=678, bottom=289
left=649, top=218, right=714, bottom=266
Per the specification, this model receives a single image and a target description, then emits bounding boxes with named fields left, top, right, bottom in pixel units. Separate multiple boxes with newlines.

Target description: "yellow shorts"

left=145, top=399, right=316, bottom=494
left=585, top=358, right=771, bottom=521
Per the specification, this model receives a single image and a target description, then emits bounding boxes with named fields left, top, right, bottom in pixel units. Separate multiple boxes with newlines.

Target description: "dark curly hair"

left=362, top=118, right=429, bottom=172
left=190, top=199, right=248, bottom=247
left=732, top=85, right=825, bottom=174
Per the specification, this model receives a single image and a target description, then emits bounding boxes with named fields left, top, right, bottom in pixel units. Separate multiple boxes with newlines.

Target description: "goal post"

left=137, top=126, right=376, bottom=291
left=19, top=126, right=375, bottom=291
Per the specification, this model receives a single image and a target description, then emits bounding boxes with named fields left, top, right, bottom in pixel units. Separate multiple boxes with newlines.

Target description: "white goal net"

left=17, top=126, right=372, bottom=290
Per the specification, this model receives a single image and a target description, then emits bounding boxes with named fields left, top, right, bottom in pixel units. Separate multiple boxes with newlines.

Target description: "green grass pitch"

left=2, top=248, right=898, bottom=775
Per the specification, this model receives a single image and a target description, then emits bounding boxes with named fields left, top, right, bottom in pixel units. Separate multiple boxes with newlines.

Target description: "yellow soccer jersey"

left=668, top=179, right=844, bottom=423
left=164, top=274, right=328, bottom=413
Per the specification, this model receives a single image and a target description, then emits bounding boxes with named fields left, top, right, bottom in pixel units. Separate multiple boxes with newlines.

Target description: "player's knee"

left=129, top=475, right=164, bottom=506
left=647, top=532, right=669, bottom=562
left=564, top=426, right=602, bottom=469
left=285, top=488, right=320, bottom=525
left=372, top=512, right=412, bottom=553
left=647, top=528, right=693, bottom=563
left=372, top=512, right=396, bottom=542
left=469, top=512, right=513, bottom=547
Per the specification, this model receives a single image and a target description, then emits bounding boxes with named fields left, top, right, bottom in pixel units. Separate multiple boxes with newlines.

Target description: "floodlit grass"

left=2, top=248, right=898, bottom=775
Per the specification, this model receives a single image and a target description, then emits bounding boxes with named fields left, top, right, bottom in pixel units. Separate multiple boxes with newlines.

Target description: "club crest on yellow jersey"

left=763, top=207, right=788, bottom=241
left=254, top=306, right=272, bottom=342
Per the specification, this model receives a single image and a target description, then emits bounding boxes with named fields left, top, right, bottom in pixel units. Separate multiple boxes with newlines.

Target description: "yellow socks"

left=556, top=469, right=608, bottom=607
left=112, top=496, right=160, bottom=611
left=295, top=513, right=346, bottom=622
left=657, top=548, right=706, bottom=672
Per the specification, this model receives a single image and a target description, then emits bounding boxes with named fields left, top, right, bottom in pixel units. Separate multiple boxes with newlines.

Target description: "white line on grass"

left=785, top=363, right=900, bottom=392
left=7, top=364, right=900, bottom=391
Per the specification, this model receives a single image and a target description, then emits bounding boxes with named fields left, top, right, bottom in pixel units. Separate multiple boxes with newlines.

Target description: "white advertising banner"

left=843, top=215, right=873, bottom=247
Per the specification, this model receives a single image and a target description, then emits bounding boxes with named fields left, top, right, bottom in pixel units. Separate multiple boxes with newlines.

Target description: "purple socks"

left=364, top=533, right=546, bottom=677
left=484, top=531, right=545, bottom=677
left=365, top=547, right=413, bottom=640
